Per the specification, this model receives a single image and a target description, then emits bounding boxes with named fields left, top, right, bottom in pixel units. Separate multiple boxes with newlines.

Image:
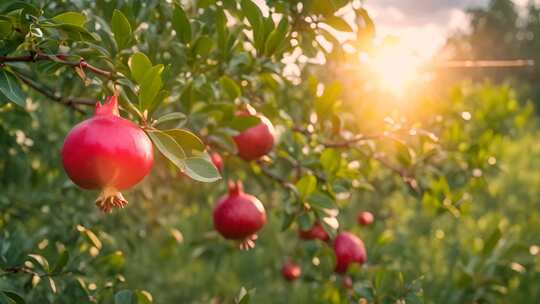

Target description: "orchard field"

left=1, top=0, right=540, bottom=303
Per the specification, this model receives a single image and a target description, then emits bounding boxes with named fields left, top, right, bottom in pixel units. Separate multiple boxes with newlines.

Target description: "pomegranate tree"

left=333, top=232, right=367, bottom=273
left=213, top=181, right=266, bottom=249
left=233, top=111, right=275, bottom=161
left=281, top=262, right=301, bottom=281
left=61, top=96, right=154, bottom=213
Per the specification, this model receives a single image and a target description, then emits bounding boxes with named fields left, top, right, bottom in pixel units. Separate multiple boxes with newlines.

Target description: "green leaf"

left=28, top=254, right=50, bottom=273
left=307, top=191, right=335, bottom=210
left=115, top=290, right=137, bottom=304
left=52, top=12, right=86, bottom=27
left=240, top=0, right=263, bottom=32
left=219, top=76, right=241, bottom=100
left=235, top=287, right=250, bottom=304
left=298, top=213, right=313, bottom=230
left=296, top=174, right=317, bottom=200
left=139, top=65, right=163, bottom=111
left=172, top=4, right=191, bottom=44
left=1, top=291, right=25, bottom=304
left=240, top=0, right=264, bottom=53
left=324, top=16, right=353, bottom=32
left=163, top=129, right=205, bottom=156
left=129, top=52, right=152, bottom=84
left=135, top=290, right=153, bottom=304
left=183, top=156, right=221, bottom=182
left=227, top=115, right=261, bottom=132
left=52, top=251, right=69, bottom=274
left=192, top=36, right=213, bottom=58
left=0, top=70, right=25, bottom=107
left=482, top=228, right=502, bottom=256
left=154, top=112, right=187, bottom=127
left=320, top=148, right=341, bottom=176
left=147, top=130, right=186, bottom=170
left=111, top=9, right=132, bottom=49
left=264, top=17, right=288, bottom=56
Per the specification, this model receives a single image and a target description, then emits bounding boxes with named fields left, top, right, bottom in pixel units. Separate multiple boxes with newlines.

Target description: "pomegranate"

left=210, top=152, right=224, bottom=173
left=61, top=96, right=153, bottom=213
left=298, top=222, right=329, bottom=242
left=213, top=181, right=266, bottom=250
left=333, top=232, right=367, bottom=273
left=357, top=211, right=374, bottom=226
left=281, top=262, right=301, bottom=281
left=233, top=111, right=275, bottom=161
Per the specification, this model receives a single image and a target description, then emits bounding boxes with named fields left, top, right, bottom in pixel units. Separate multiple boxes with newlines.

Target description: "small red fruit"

left=298, top=222, right=329, bottom=242
left=213, top=181, right=266, bottom=250
left=281, top=262, right=301, bottom=281
left=357, top=211, right=374, bottom=226
left=61, top=96, right=153, bottom=213
left=333, top=232, right=367, bottom=273
left=211, top=152, right=224, bottom=173
left=233, top=111, right=275, bottom=161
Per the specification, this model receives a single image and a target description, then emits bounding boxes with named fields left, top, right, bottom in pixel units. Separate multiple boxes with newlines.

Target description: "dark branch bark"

left=0, top=53, right=115, bottom=79
left=11, top=69, right=95, bottom=113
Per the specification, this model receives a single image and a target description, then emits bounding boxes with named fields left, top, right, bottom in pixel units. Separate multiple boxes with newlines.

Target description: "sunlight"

left=364, top=41, right=424, bottom=96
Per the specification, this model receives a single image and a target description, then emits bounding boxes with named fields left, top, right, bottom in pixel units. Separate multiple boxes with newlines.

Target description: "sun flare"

left=364, top=41, right=424, bottom=95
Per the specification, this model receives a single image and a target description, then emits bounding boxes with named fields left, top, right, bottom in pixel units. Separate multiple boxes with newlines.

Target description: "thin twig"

left=0, top=53, right=115, bottom=79
left=11, top=69, right=95, bottom=113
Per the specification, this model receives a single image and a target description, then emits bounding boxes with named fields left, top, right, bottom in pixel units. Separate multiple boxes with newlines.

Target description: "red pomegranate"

left=61, top=96, right=153, bottom=213
left=333, top=232, right=367, bottom=273
left=213, top=181, right=266, bottom=250
left=233, top=111, right=275, bottom=161
left=210, top=152, right=224, bottom=173
left=298, top=222, right=329, bottom=242
left=281, top=262, right=301, bottom=281
left=357, top=211, right=374, bottom=226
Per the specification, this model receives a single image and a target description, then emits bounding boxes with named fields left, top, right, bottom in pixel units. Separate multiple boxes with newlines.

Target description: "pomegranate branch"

left=10, top=69, right=95, bottom=113
left=0, top=53, right=116, bottom=79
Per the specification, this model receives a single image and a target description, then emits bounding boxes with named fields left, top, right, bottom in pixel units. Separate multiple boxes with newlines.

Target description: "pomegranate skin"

left=61, top=96, right=153, bottom=212
left=298, top=222, right=329, bottom=242
left=357, top=211, right=374, bottom=226
left=211, top=152, right=224, bottom=173
left=233, top=112, right=275, bottom=161
left=333, top=232, right=367, bottom=273
left=213, top=181, right=266, bottom=249
left=281, top=262, right=301, bottom=281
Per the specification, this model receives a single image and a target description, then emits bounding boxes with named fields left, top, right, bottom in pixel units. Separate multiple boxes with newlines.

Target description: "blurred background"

left=1, top=0, right=540, bottom=303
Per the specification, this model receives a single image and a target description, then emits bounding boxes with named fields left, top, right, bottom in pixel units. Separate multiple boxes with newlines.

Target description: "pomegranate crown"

left=228, top=180, right=244, bottom=196
left=95, top=95, right=120, bottom=116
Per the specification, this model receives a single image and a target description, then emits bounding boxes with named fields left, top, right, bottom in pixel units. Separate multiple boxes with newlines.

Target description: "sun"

left=364, top=40, right=424, bottom=95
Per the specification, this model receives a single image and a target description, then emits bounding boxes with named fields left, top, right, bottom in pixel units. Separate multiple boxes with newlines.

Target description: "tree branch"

left=11, top=68, right=95, bottom=113
left=0, top=53, right=115, bottom=79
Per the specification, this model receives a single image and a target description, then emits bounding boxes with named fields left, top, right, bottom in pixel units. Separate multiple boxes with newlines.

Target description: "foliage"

left=0, top=0, right=539, bottom=303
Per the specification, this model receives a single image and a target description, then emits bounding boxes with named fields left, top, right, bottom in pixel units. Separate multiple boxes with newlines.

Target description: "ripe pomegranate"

left=213, top=181, right=266, bottom=250
left=210, top=152, right=224, bottom=173
left=281, top=262, right=301, bottom=281
left=233, top=111, right=275, bottom=161
left=298, top=222, right=329, bottom=242
left=61, top=96, right=153, bottom=213
left=333, top=232, right=367, bottom=273
left=357, top=211, right=374, bottom=226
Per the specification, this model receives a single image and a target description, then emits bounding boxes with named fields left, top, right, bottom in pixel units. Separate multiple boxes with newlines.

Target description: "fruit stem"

left=95, top=187, right=128, bottom=213
left=228, top=180, right=243, bottom=196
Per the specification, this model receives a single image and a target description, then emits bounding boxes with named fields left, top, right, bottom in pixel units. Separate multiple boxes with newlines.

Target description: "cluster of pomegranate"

left=61, top=96, right=372, bottom=284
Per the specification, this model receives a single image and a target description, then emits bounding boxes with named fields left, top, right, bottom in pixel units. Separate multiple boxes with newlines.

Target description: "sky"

left=365, top=0, right=538, bottom=59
